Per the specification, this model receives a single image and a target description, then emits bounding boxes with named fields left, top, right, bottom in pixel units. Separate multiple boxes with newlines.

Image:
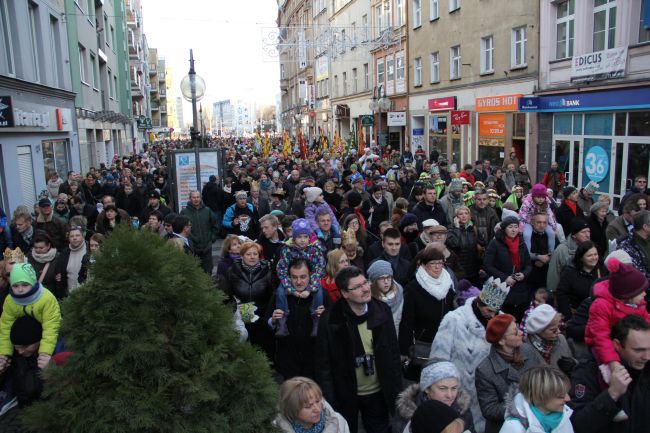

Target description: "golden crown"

left=3, top=247, right=25, bottom=264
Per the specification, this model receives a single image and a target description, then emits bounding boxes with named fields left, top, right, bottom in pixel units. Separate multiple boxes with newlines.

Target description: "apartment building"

left=312, top=0, right=332, bottom=137
left=523, top=0, right=650, bottom=205
left=126, top=0, right=152, bottom=149
left=408, top=0, right=539, bottom=171
left=0, top=0, right=78, bottom=211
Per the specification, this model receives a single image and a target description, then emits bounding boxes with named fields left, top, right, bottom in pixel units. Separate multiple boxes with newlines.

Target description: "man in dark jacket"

left=411, top=185, right=448, bottom=228
left=10, top=210, right=34, bottom=256
left=180, top=191, right=219, bottom=274
left=34, top=199, right=67, bottom=250
left=256, top=214, right=285, bottom=267
left=139, top=190, right=171, bottom=224
left=361, top=185, right=390, bottom=237
left=470, top=189, right=499, bottom=247
left=369, top=228, right=411, bottom=286
left=201, top=175, right=223, bottom=217
left=569, top=314, right=650, bottom=433
left=316, top=266, right=403, bottom=433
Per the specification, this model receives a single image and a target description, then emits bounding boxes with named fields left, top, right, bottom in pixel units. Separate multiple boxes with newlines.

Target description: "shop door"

left=616, top=141, right=650, bottom=205
left=554, top=138, right=582, bottom=192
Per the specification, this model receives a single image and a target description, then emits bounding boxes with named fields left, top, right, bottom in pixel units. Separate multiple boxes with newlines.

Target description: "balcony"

left=150, top=82, right=159, bottom=93
left=148, top=64, right=157, bottom=74
left=160, top=105, right=167, bottom=113
left=159, top=89, right=166, bottom=97
left=151, top=102, right=160, bottom=111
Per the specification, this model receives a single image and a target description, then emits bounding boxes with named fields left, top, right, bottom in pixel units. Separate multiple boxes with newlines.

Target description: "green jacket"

left=180, top=203, right=218, bottom=253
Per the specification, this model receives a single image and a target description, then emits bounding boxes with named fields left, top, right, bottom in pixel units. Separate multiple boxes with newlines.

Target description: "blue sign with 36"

left=584, top=145, right=609, bottom=183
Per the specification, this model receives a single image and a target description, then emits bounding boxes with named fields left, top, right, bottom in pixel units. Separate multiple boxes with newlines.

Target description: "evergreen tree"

left=24, top=227, right=279, bottom=433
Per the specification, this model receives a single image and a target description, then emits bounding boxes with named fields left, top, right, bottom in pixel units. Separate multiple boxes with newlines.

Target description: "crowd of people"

left=0, top=137, right=649, bottom=433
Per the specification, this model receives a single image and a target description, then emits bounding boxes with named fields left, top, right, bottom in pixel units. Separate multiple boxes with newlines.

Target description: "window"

left=49, top=15, right=63, bottom=87
left=113, top=74, right=118, bottom=101
left=343, top=72, right=347, bottom=95
left=351, top=22, right=357, bottom=48
left=414, top=57, right=422, bottom=86
left=340, top=29, right=346, bottom=53
left=353, top=68, right=358, bottom=93
left=430, top=0, right=439, bottom=20
left=450, top=45, right=461, bottom=79
left=377, top=58, right=385, bottom=87
left=42, top=140, right=70, bottom=181
left=480, top=36, right=494, bottom=74
left=362, top=14, right=368, bottom=41
left=1, top=0, right=15, bottom=76
left=28, top=1, right=42, bottom=83
left=334, top=75, right=338, bottom=97
left=593, top=0, right=616, bottom=51
left=104, top=14, right=109, bottom=47
left=375, top=4, right=383, bottom=38
left=86, top=0, right=95, bottom=24
left=511, top=26, right=527, bottom=68
left=364, top=63, right=369, bottom=90
left=396, top=51, right=405, bottom=83
left=413, top=0, right=421, bottom=28
left=108, top=67, right=114, bottom=98
left=90, top=52, right=98, bottom=89
left=79, top=44, right=88, bottom=83
left=387, top=56, right=395, bottom=86
left=110, top=26, right=116, bottom=49
left=383, top=0, right=391, bottom=29
left=556, top=0, right=575, bottom=59
left=280, top=64, right=285, bottom=79
left=641, top=1, right=650, bottom=43
left=449, top=0, right=459, bottom=12
left=396, top=0, right=404, bottom=27
left=430, top=52, right=439, bottom=83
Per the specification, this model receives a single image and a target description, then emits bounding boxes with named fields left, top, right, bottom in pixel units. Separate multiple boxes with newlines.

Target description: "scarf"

left=503, top=234, right=521, bottom=272
left=31, top=247, right=57, bottom=264
left=529, top=334, right=555, bottom=364
left=223, top=185, right=232, bottom=194
left=496, top=347, right=525, bottom=369
left=11, top=282, right=44, bottom=306
left=289, top=411, right=325, bottom=433
left=419, top=231, right=432, bottom=245
left=564, top=199, right=577, bottom=215
left=416, top=266, right=453, bottom=300
left=241, top=261, right=262, bottom=273
left=21, top=226, right=34, bottom=244
left=67, top=242, right=87, bottom=291
left=379, top=284, right=404, bottom=316
left=471, top=298, right=490, bottom=328
left=530, top=404, right=564, bottom=433
left=341, top=300, right=369, bottom=359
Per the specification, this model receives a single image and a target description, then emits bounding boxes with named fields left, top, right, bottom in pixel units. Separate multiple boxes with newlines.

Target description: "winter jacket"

left=221, top=261, right=275, bottom=311
left=447, top=224, right=480, bottom=282
left=475, top=344, right=541, bottom=433
left=275, top=400, right=350, bottom=433
left=34, top=214, right=67, bottom=250
left=547, top=237, right=579, bottom=294
left=139, top=203, right=172, bottom=225
left=588, top=213, right=609, bottom=258
left=57, top=246, right=90, bottom=292
left=201, top=181, right=224, bottom=213
left=555, top=201, right=579, bottom=238
left=361, top=196, right=390, bottom=236
left=411, top=201, right=448, bottom=229
left=569, top=352, right=650, bottom=433
left=371, top=251, right=412, bottom=287
left=394, top=384, right=475, bottom=433
left=315, top=298, right=403, bottom=431
left=556, top=264, right=606, bottom=319
left=501, top=392, right=573, bottom=433
left=398, top=269, right=456, bottom=356
left=247, top=196, right=271, bottom=218
left=606, top=215, right=632, bottom=242
left=181, top=203, right=219, bottom=254
left=276, top=240, right=326, bottom=295
left=222, top=202, right=259, bottom=238
left=0, top=285, right=61, bottom=356
left=618, top=234, right=650, bottom=278
left=524, top=336, right=573, bottom=370
left=429, top=297, right=490, bottom=433
left=584, top=279, right=650, bottom=365
left=483, top=231, right=532, bottom=307
left=470, top=205, right=500, bottom=246
left=517, top=194, right=557, bottom=230
left=542, top=170, right=567, bottom=196
left=439, top=193, right=464, bottom=226
left=256, top=230, right=286, bottom=267
left=95, top=208, right=130, bottom=234
left=28, top=254, right=66, bottom=299
left=115, top=190, right=144, bottom=218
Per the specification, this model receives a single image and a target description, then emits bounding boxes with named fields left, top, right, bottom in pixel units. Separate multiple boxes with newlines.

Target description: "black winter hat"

left=410, top=400, right=461, bottom=433
left=163, top=212, right=178, bottom=225
left=570, top=218, right=590, bottom=236
left=347, top=192, right=363, bottom=208
left=10, top=315, right=43, bottom=346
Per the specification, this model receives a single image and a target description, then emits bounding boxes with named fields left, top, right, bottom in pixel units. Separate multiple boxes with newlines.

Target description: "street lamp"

left=369, top=84, right=391, bottom=148
left=180, top=49, right=206, bottom=147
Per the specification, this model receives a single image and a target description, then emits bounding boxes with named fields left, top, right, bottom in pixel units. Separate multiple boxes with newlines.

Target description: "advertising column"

left=475, top=94, right=522, bottom=167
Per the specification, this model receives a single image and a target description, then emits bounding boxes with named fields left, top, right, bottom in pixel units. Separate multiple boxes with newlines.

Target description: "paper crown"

left=341, top=228, right=357, bottom=245
left=3, top=247, right=25, bottom=264
left=479, top=277, right=510, bottom=311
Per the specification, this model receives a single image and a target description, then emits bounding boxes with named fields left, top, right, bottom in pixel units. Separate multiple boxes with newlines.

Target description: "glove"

left=557, top=356, right=579, bottom=377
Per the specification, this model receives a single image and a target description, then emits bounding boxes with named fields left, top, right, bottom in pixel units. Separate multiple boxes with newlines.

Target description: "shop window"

left=629, top=111, right=650, bottom=136
left=573, top=114, right=583, bottom=135
left=615, top=112, right=626, bottom=136
left=555, top=140, right=570, bottom=174
left=429, top=115, right=447, bottom=151
left=640, top=1, right=650, bottom=43
left=554, top=114, right=572, bottom=135
left=513, top=113, right=526, bottom=138
left=584, top=113, right=612, bottom=135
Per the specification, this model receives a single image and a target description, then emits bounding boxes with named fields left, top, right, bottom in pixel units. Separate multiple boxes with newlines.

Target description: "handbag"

left=408, top=339, right=433, bottom=368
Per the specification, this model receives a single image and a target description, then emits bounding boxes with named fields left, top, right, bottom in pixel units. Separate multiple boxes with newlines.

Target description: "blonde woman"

left=321, top=249, right=349, bottom=303
left=276, top=377, right=350, bottom=433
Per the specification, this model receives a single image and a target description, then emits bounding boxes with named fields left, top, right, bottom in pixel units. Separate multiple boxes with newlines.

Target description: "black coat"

left=222, top=261, right=275, bottom=310
left=201, top=181, right=224, bottom=213
left=57, top=246, right=90, bottom=294
left=411, top=201, right=448, bottom=228
left=446, top=225, right=480, bottom=282
left=398, top=270, right=456, bottom=355
left=364, top=241, right=411, bottom=268
left=588, top=213, right=609, bottom=257
left=361, top=196, right=390, bottom=236
left=371, top=251, right=412, bottom=287
left=10, top=226, right=33, bottom=256
left=556, top=263, right=606, bottom=319
left=483, top=231, right=532, bottom=307
left=555, top=200, right=578, bottom=237
left=116, top=190, right=144, bottom=218
left=315, top=298, right=403, bottom=429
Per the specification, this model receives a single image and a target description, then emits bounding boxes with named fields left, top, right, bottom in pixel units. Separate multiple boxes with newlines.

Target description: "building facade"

left=523, top=0, right=650, bottom=205
left=213, top=100, right=234, bottom=136
left=0, top=0, right=78, bottom=212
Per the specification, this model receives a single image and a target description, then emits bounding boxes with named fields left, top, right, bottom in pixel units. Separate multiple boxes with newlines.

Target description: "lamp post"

left=369, top=84, right=391, bottom=149
left=180, top=49, right=206, bottom=194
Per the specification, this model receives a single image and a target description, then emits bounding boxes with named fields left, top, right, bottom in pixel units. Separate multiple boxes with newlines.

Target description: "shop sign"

left=315, top=56, right=329, bottom=81
left=102, top=130, right=111, bottom=141
left=451, top=110, right=470, bottom=125
left=335, top=105, right=350, bottom=118
left=476, top=94, right=522, bottom=112
left=0, top=96, right=14, bottom=127
left=361, top=115, right=374, bottom=126
left=387, top=111, right=406, bottom=126
left=428, top=96, right=456, bottom=112
left=518, top=87, right=650, bottom=112
left=479, top=113, right=505, bottom=137
left=584, top=146, right=609, bottom=183
left=412, top=128, right=424, bottom=136
left=571, top=47, right=627, bottom=83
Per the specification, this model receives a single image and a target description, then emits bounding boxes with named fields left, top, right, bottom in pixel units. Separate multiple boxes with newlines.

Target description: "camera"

left=354, top=354, right=375, bottom=376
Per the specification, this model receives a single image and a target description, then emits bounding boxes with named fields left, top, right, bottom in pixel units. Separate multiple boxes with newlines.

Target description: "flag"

left=298, top=129, right=308, bottom=159
left=263, top=131, right=271, bottom=158
left=255, top=130, right=262, bottom=154
left=358, top=127, right=365, bottom=155
left=282, top=130, right=291, bottom=157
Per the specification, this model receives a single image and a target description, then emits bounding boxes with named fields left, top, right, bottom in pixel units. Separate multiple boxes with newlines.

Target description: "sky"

left=140, top=0, right=281, bottom=114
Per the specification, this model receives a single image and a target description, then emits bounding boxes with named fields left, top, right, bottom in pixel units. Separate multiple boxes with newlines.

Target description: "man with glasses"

left=316, top=266, right=402, bottom=433
left=619, top=175, right=650, bottom=214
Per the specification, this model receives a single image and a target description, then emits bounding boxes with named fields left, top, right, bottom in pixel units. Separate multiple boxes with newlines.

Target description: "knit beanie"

left=526, top=304, right=559, bottom=335
left=399, top=213, right=418, bottom=229
left=304, top=187, right=323, bottom=204
left=235, top=190, right=248, bottom=200
left=410, top=400, right=460, bottom=433
left=419, top=361, right=460, bottom=392
left=367, top=260, right=393, bottom=282
left=590, top=201, right=609, bottom=214
left=604, top=250, right=632, bottom=266
left=607, top=258, right=649, bottom=300
left=9, top=263, right=37, bottom=287
left=10, top=315, right=42, bottom=346
left=501, top=216, right=519, bottom=229
left=562, top=186, right=577, bottom=199
left=570, top=219, right=590, bottom=236
left=291, top=218, right=312, bottom=239
left=531, top=183, right=547, bottom=198
left=347, top=192, right=363, bottom=208
left=486, top=314, right=515, bottom=344
left=449, top=179, right=464, bottom=192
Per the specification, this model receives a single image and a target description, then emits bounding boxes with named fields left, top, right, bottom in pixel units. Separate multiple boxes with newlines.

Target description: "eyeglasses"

left=348, top=280, right=370, bottom=291
left=426, top=260, right=444, bottom=268
left=376, top=275, right=392, bottom=282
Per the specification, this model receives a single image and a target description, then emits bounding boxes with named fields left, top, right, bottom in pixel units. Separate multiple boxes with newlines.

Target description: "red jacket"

left=321, top=277, right=341, bottom=303
left=585, top=280, right=650, bottom=364
left=459, top=172, right=475, bottom=185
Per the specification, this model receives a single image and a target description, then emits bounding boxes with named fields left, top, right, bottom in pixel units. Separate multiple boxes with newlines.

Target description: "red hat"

left=607, top=258, right=649, bottom=300
left=486, top=314, right=515, bottom=344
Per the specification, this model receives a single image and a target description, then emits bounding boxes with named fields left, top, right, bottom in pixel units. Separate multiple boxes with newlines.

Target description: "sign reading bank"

left=518, top=87, right=650, bottom=112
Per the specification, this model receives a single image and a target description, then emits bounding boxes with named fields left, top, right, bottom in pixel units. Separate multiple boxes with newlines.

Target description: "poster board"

left=169, top=149, right=222, bottom=212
